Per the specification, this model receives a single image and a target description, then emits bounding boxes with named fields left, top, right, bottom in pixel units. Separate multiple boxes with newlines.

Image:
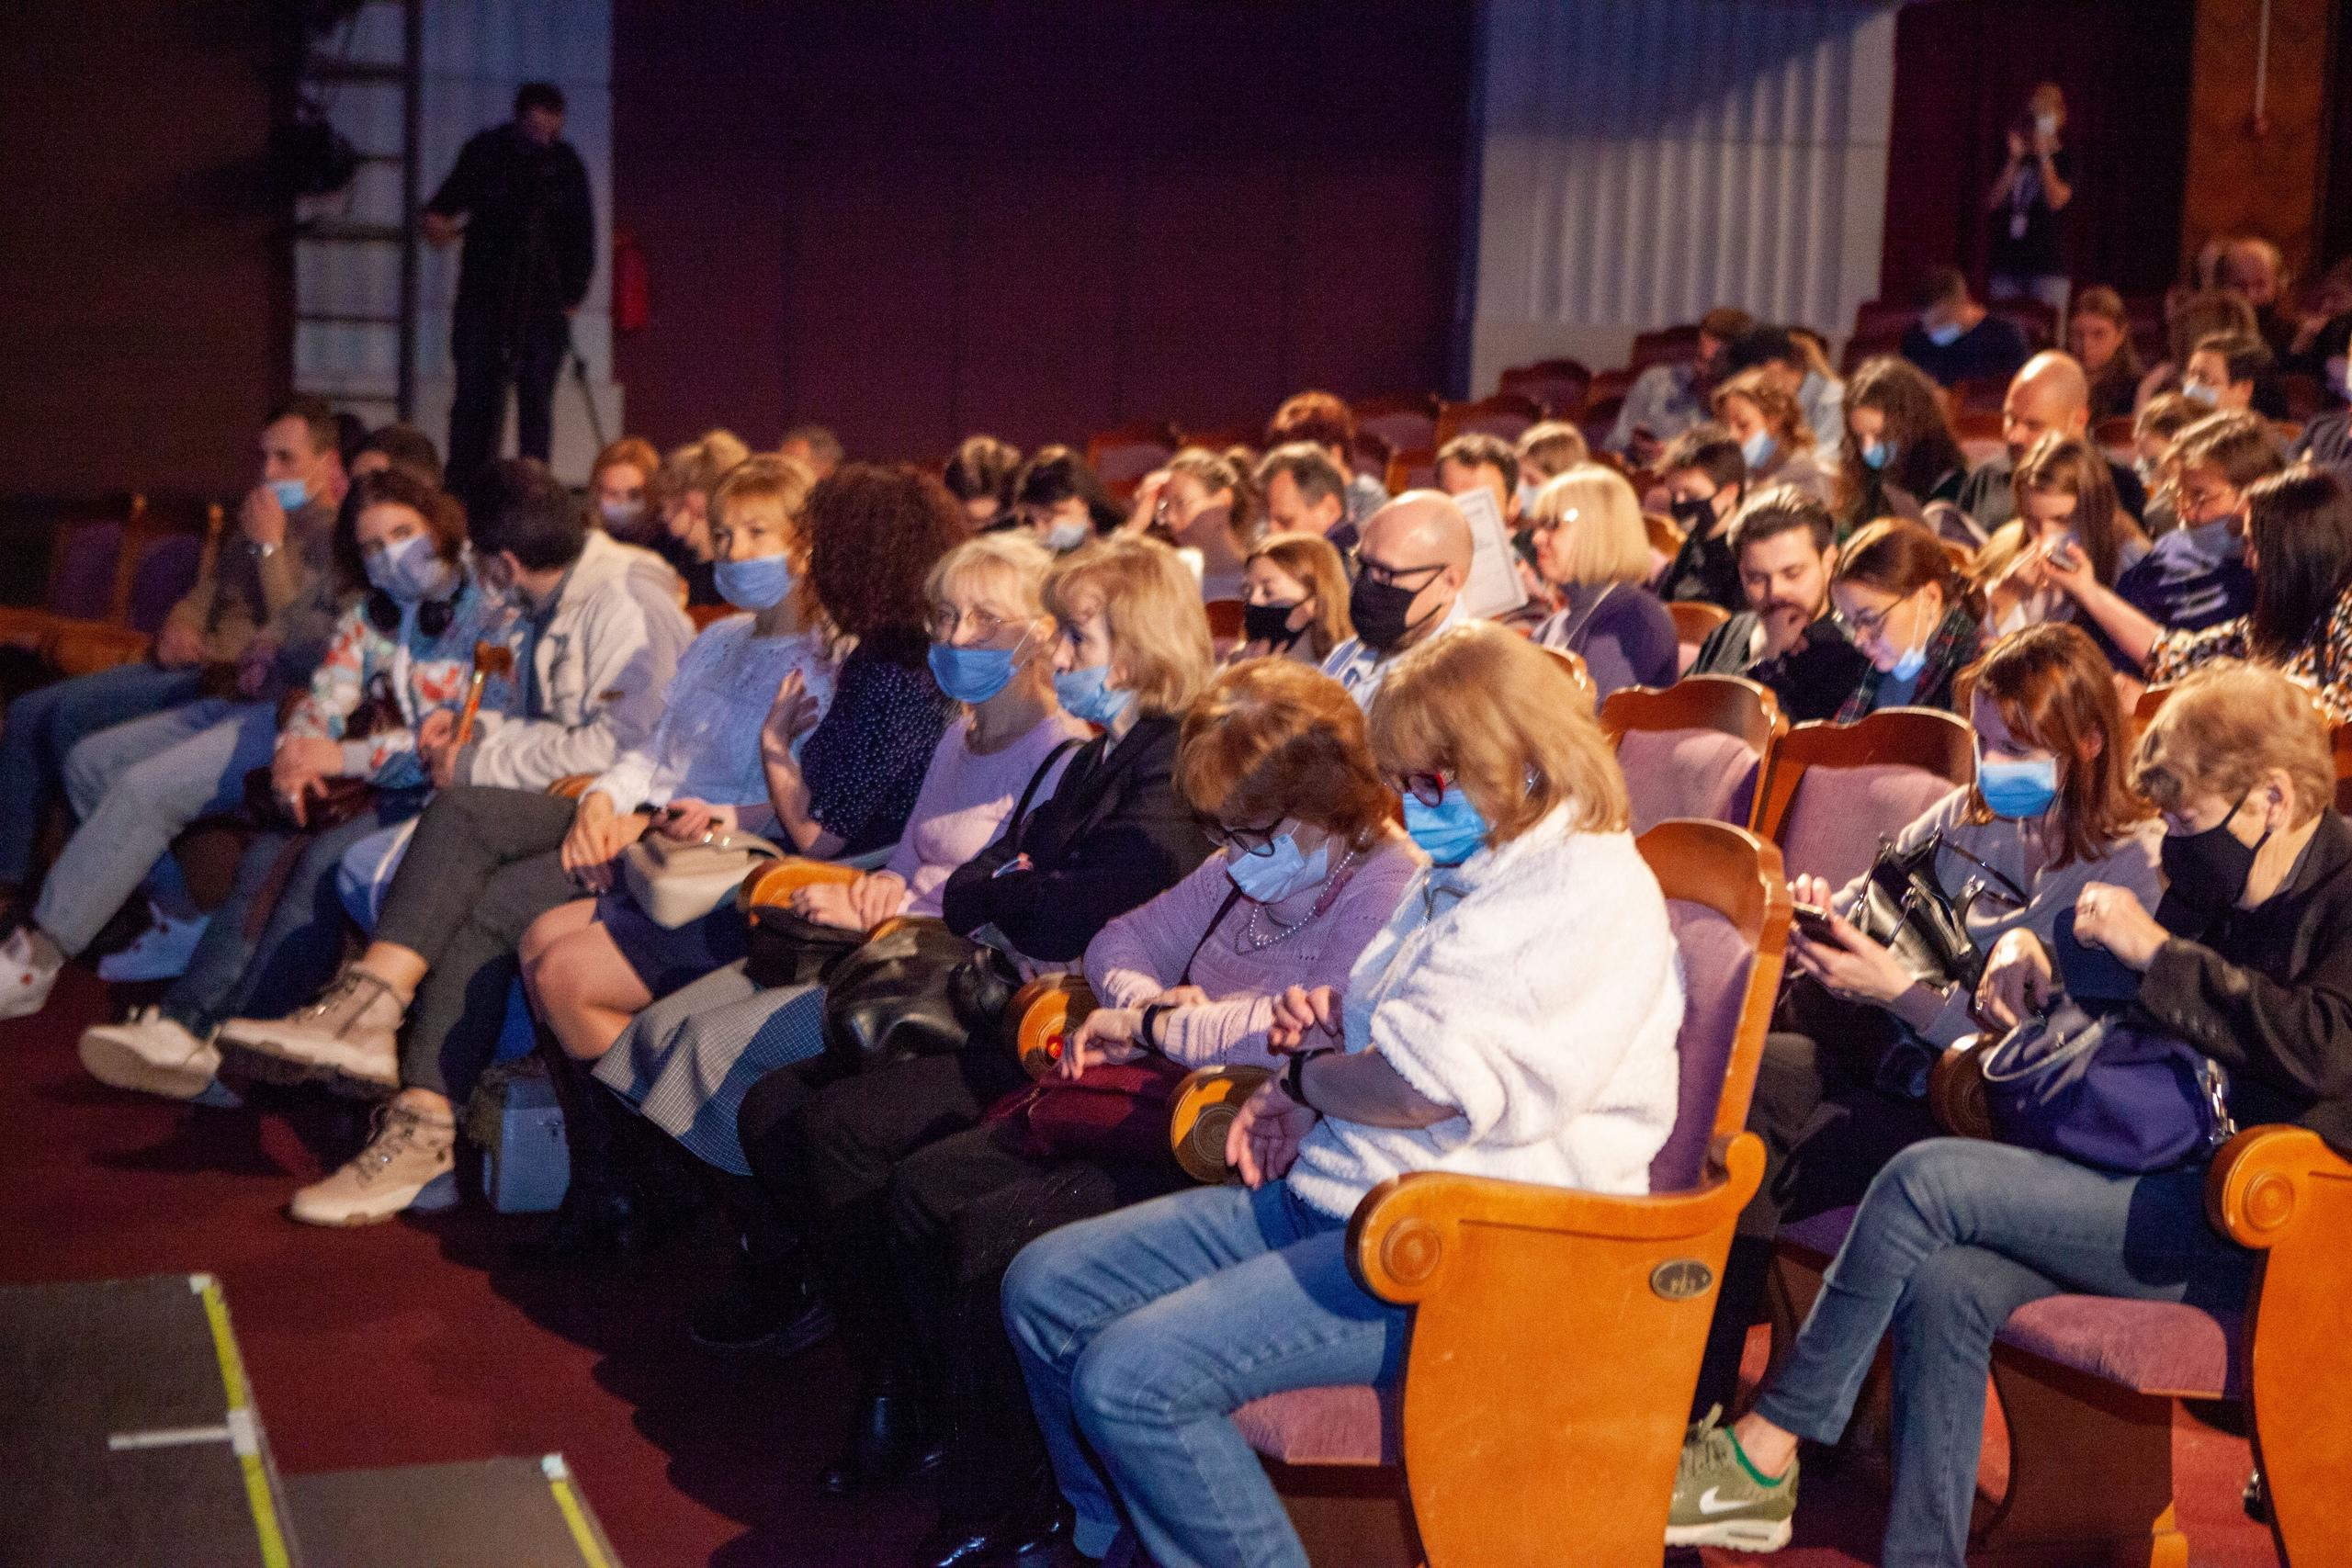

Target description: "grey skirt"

left=593, top=959, right=827, bottom=1176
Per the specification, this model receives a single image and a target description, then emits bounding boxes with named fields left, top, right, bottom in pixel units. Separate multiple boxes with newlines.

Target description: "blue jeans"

left=35, top=698, right=272, bottom=954
left=0, top=661, right=203, bottom=884
left=1753, top=1138, right=2252, bottom=1567
left=162, top=790, right=429, bottom=1037
left=1003, top=1181, right=1405, bottom=1568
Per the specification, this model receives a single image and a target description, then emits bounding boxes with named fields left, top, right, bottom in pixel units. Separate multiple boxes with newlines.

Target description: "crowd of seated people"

left=13, top=246, right=2352, bottom=1566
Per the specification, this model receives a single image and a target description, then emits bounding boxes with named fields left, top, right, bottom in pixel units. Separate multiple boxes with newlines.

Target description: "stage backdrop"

left=1464, top=0, right=1899, bottom=391
left=609, top=0, right=1474, bottom=460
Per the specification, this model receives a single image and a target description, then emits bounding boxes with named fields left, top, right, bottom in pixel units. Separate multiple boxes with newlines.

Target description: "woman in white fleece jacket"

left=1002, top=623, right=1684, bottom=1568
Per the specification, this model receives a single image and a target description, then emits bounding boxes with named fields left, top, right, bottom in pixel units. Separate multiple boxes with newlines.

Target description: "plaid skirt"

left=592, top=959, right=825, bottom=1176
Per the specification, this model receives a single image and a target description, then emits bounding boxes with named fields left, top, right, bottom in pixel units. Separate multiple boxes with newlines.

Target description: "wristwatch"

left=247, top=539, right=280, bottom=560
left=1139, top=1002, right=1174, bottom=1054
left=1283, top=1046, right=1334, bottom=1111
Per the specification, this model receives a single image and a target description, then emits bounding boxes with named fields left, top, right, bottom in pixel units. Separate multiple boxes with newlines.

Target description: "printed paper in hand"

left=1453, top=483, right=1530, bottom=622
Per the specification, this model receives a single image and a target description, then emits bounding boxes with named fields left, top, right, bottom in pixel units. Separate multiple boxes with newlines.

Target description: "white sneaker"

left=78, top=1007, right=222, bottom=1100
left=96, top=906, right=213, bottom=983
left=0, top=927, right=63, bottom=1021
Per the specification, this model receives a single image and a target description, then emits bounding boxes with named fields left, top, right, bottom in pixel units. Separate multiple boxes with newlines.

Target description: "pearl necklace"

left=1241, top=846, right=1363, bottom=951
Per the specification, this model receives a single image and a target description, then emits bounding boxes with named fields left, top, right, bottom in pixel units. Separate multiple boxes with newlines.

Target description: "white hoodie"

left=1285, top=808, right=1684, bottom=1220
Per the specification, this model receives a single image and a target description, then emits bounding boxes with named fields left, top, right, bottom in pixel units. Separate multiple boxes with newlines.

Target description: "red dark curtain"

left=1882, top=0, right=2198, bottom=310
left=612, top=1, right=1473, bottom=461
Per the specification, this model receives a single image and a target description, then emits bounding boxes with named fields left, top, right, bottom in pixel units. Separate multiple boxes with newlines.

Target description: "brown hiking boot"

left=217, top=965, right=404, bottom=1096
left=288, top=1100, right=458, bottom=1225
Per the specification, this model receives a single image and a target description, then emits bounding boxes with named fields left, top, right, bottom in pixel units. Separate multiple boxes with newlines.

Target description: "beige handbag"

left=621, top=827, right=785, bottom=928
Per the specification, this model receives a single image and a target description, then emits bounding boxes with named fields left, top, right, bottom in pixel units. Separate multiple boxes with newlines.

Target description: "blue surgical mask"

left=1043, top=520, right=1091, bottom=553
left=1053, top=662, right=1133, bottom=728
left=2134, top=456, right=2160, bottom=490
left=599, top=498, right=647, bottom=531
left=713, top=552, right=796, bottom=611
left=1402, top=785, right=1489, bottom=866
left=1740, top=430, right=1777, bottom=471
left=1890, top=637, right=1929, bottom=682
left=1227, top=833, right=1330, bottom=903
left=2181, top=380, right=2221, bottom=410
left=1860, top=438, right=1894, bottom=472
left=1923, top=321, right=1966, bottom=348
left=1514, top=479, right=1543, bottom=515
left=364, top=532, right=448, bottom=604
left=928, top=640, right=1020, bottom=705
left=268, top=477, right=311, bottom=512
left=1977, top=751, right=2060, bottom=820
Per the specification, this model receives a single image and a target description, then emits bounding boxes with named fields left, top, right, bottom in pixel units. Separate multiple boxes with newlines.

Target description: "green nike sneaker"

left=1665, top=1405, right=1797, bottom=1551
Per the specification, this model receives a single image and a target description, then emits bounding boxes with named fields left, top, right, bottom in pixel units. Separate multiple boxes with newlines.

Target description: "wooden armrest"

left=1168, top=1065, right=1272, bottom=1184
left=1929, top=1036, right=1994, bottom=1139
left=1012, top=977, right=1095, bottom=1079
left=1348, top=1131, right=1767, bottom=1304
left=47, top=622, right=153, bottom=677
left=546, top=773, right=595, bottom=799
left=2207, top=1123, right=2352, bottom=1249
left=739, top=855, right=863, bottom=916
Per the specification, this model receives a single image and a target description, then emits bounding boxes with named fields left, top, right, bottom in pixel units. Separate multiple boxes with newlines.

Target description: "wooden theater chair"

left=1601, top=673, right=1785, bottom=834
left=1752, top=707, right=1976, bottom=893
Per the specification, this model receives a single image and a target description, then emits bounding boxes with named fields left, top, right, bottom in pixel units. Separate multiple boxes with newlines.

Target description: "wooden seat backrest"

left=1434, top=392, right=1545, bottom=446
left=1751, top=707, right=1976, bottom=852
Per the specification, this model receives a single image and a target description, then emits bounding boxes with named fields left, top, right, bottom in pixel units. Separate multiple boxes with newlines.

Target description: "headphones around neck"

left=364, top=574, right=466, bottom=639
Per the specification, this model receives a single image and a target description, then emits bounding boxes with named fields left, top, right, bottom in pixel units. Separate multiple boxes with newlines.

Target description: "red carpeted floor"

left=5, top=964, right=2282, bottom=1567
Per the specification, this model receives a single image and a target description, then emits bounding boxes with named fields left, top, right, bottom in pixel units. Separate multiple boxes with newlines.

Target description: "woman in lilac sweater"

left=888, top=657, right=1420, bottom=1568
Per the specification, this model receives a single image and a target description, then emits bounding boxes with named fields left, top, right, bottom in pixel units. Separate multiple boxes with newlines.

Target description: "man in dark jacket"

left=424, top=83, right=594, bottom=485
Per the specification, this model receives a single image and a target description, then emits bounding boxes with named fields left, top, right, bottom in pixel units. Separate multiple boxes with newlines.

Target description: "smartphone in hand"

left=1791, top=902, right=1840, bottom=943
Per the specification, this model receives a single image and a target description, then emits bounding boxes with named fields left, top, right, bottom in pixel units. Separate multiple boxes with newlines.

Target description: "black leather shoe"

left=688, top=1251, right=836, bottom=1357
left=910, top=1469, right=1071, bottom=1567
left=820, top=1371, right=938, bottom=1495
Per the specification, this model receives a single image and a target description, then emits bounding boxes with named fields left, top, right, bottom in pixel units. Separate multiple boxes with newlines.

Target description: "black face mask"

left=2159, top=791, right=2271, bottom=920
left=1668, top=494, right=1717, bottom=537
left=1348, top=570, right=1441, bottom=655
left=1243, top=599, right=1302, bottom=648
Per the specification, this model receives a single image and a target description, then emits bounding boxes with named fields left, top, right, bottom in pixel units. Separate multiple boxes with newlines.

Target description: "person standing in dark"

left=423, top=83, right=594, bottom=487
left=1984, top=83, right=2075, bottom=319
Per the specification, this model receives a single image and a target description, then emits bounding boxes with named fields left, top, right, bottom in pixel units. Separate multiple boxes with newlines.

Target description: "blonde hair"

left=710, top=453, right=816, bottom=536
left=1515, top=421, right=1590, bottom=485
left=592, top=436, right=661, bottom=497
left=1245, top=531, right=1352, bottom=660
left=662, top=429, right=752, bottom=502
left=1044, top=536, right=1215, bottom=718
left=926, top=531, right=1056, bottom=624
left=2132, top=662, right=2332, bottom=827
left=1528, top=463, right=1650, bottom=588
left=1713, top=368, right=1815, bottom=455
left=1369, top=622, right=1628, bottom=842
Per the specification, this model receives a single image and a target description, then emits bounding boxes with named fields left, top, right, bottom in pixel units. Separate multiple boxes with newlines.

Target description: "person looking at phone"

left=1685, top=622, right=2164, bottom=1437
left=1604, top=305, right=1756, bottom=465
left=1686, top=489, right=1873, bottom=721
left=1977, top=434, right=2148, bottom=661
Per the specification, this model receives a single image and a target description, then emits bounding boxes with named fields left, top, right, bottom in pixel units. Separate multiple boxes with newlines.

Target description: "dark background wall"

left=609, top=0, right=1474, bottom=460
left=1881, top=0, right=2199, bottom=305
left=0, top=2, right=283, bottom=501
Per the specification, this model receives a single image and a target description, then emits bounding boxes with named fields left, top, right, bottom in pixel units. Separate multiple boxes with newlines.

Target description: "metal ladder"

left=290, top=0, right=424, bottom=421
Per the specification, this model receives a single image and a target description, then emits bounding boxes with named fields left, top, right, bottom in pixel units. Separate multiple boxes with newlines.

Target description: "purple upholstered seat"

left=1616, top=728, right=1761, bottom=835
left=127, top=535, right=203, bottom=634
left=1777, top=765, right=1962, bottom=892
left=46, top=519, right=124, bottom=621
left=1650, top=899, right=1758, bottom=1191
left=1234, top=1383, right=1399, bottom=1467
left=1774, top=1206, right=2239, bottom=1398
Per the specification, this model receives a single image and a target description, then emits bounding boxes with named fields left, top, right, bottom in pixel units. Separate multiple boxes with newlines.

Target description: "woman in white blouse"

left=1001, top=622, right=1684, bottom=1568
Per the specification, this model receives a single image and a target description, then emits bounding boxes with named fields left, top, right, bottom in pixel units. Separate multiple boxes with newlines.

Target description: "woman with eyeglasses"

left=588, top=532, right=1089, bottom=1340
left=732, top=536, right=1216, bottom=1495
left=887, top=658, right=1420, bottom=1567
left=1827, top=517, right=1985, bottom=718
left=1685, top=622, right=2165, bottom=1436
left=1001, top=622, right=1684, bottom=1568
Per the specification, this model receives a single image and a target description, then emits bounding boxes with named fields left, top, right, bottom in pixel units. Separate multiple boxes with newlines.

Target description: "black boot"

left=821, top=1362, right=942, bottom=1495
left=688, top=1240, right=836, bottom=1356
left=910, top=1467, right=1071, bottom=1568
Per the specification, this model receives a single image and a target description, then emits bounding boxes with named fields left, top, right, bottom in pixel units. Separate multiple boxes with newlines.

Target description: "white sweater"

left=1285, top=809, right=1684, bottom=1220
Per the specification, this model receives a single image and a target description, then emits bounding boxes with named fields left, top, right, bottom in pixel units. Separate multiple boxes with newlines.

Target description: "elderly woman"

left=1003, top=622, right=1685, bottom=1568
left=735, top=536, right=1216, bottom=1494
left=1526, top=462, right=1679, bottom=696
left=1673, top=660, right=2352, bottom=1562
left=891, top=659, right=1423, bottom=1567
left=1233, top=531, right=1351, bottom=665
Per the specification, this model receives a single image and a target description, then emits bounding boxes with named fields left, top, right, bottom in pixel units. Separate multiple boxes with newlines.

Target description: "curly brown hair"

left=800, top=463, right=971, bottom=661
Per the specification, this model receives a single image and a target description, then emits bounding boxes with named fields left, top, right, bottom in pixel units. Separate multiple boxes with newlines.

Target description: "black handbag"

left=1846, top=831, right=2024, bottom=993
left=819, top=919, right=988, bottom=1073
left=743, top=908, right=871, bottom=989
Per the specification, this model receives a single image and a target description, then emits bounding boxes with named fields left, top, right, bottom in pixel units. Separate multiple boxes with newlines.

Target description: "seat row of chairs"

left=0, top=496, right=220, bottom=679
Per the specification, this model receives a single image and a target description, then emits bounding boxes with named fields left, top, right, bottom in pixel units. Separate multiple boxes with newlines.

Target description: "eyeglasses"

left=1837, top=595, right=1906, bottom=641
left=1356, top=558, right=1445, bottom=592
left=1527, top=507, right=1579, bottom=536
left=928, top=604, right=1010, bottom=643
left=1387, top=770, right=1452, bottom=808
left=1195, top=815, right=1286, bottom=854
